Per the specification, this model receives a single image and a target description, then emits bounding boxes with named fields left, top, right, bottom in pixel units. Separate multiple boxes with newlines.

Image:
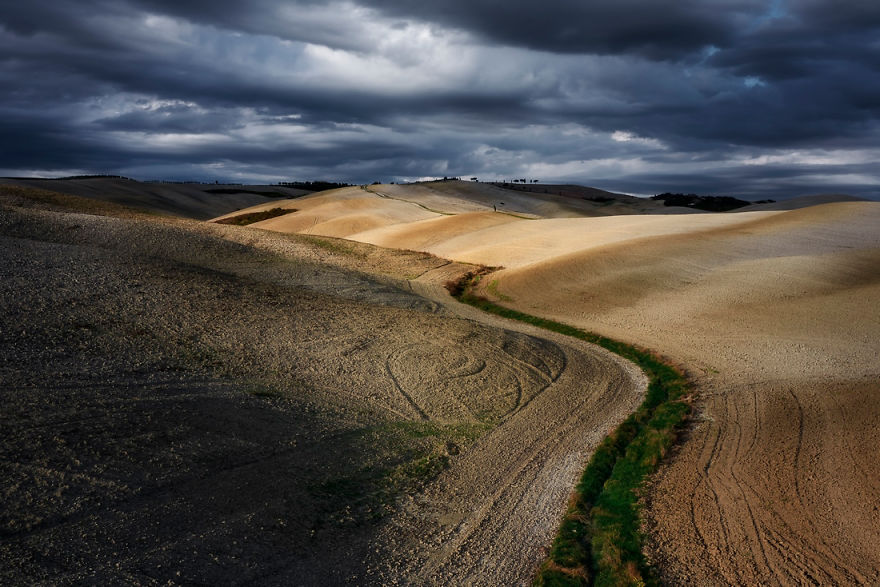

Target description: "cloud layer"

left=2, top=0, right=878, bottom=198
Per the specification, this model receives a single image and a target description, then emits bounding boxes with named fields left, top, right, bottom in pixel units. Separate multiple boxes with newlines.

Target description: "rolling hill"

left=222, top=179, right=880, bottom=584
left=3, top=177, right=877, bottom=584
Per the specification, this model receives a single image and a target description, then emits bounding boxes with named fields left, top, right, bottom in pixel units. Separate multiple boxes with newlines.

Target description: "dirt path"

left=209, top=185, right=880, bottom=584
left=1, top=190, right=646, bottom=585
left=471, top=202, right=880, bottom=585
left=367, top=280, right=645, bottom=584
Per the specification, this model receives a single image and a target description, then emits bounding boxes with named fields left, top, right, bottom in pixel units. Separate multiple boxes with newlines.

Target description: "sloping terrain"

left=354, top=210, right=780, bottom=269
left=737, top=193, right=865, bottom=211
left=0, top=186, right=642, bottom=584
left=7, top=178, right=876, bottom=584
left=232, top=186, right=439, bottom=237
left=0, top=177, right=310, bottom=219
left=489, top=182, right=693, bottom=216
left=225, top=180, right=879, bottom=583
left=473, top=202, right=880, bottom=585
left=211, top=180, right=702, bottom=238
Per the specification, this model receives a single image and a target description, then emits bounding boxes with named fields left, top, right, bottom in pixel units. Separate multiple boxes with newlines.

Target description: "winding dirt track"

left=476, top=202, right=880, bottom=585
left=12, top=179, right=877, bottom=583
left=226, top=183, right=880, bottom=583
left=1, top=187, right=645, bottom=585
left=367, top=281, right=645, bottom=584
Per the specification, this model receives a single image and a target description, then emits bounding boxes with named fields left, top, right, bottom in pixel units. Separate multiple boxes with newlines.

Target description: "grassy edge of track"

left=446, top=270, right=692, bottom=586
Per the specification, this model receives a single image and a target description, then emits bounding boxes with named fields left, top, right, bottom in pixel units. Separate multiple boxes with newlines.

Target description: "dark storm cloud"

left=1, top=0, right=878, bottom=197
left=354, top=0, right=764, bottom=58
left=1, top=0, right=757, bottom=58
left=597, top=158, right=880, bottom=201
left=795, top=0, right=880, bottom=31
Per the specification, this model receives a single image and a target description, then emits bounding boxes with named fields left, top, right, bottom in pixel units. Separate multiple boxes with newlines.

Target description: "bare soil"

left=227, top=183, right=880, bottom=584
left=0, top=187, right=644, bottom=585
left=366, top=280, right=644, bottom=584
left=477, top=202, right=880, bottom=585
left=0, top=177, right=309, bottom=220
left=13, top=178, right=875, bottom=584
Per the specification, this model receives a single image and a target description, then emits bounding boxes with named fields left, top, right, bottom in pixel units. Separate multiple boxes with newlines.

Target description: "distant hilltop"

left=0, top=175, right=866, bottom=220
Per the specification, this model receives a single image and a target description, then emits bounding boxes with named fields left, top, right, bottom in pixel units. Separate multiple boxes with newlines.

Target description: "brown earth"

left=469, top=202, right=880, bottom=585
left=0, top=177, right=310, bottom=219
left=0, top=185, right=643, bottom=584
left=208, top=179, right=704, bottom=239
left=228, top=182, right=880, bottom=584
left=10, top=178, right=878, bottom=584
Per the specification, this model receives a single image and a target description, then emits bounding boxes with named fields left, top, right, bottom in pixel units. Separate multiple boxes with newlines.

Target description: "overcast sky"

left=2, top=0, right=879, bottom=198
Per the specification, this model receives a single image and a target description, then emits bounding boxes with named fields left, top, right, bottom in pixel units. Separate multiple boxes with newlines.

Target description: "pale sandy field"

left=225, top=180, right=880, bottom=584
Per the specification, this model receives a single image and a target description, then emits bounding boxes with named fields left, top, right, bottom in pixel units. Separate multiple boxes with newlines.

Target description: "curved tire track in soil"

left=646, top=378, right=879, bottom=585
left=0, top=195, right=647, bottom=585
left=366, top=282, right=646, bottom=585
left=384, top=347, right=433, bottom=421
left=458, top=202, right=880, bottom=585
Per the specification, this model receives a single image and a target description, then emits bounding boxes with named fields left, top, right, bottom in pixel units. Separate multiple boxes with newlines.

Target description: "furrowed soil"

left=229, top=182, right=880, bottom=584
left=475, top=202, right=880, bottom=585
left=0, top=186, right=643, bottom=585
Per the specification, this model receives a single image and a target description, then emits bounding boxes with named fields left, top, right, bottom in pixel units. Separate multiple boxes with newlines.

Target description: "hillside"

left=211, top=180, right=702, bottom=233
left=4, top=178, right=877, bottom=584
left=219, top=179, right=880, bottom=584
left=0, top=177, right=311, bottom=220
left=479, top=201, right=880, bottom=584
left=0, top=184, right=642, bottom=584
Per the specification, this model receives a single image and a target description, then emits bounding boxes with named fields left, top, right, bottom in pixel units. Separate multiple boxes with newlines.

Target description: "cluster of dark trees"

left=651, top=192, right=773, bottom=212
left=495, top=180, right=541, bottom=189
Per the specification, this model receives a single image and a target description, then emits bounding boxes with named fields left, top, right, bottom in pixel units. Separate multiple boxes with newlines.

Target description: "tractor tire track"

left=645, top=378, right=880, bottom=585
left=366, top=283, right=646, bottom=585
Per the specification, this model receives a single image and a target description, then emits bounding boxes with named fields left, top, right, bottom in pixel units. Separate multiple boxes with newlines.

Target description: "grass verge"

left=446, top=270, right=691, bottom=586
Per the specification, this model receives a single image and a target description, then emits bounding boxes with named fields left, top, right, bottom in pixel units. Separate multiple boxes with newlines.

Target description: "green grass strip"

left=447, top=272, right=691, bottom=586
